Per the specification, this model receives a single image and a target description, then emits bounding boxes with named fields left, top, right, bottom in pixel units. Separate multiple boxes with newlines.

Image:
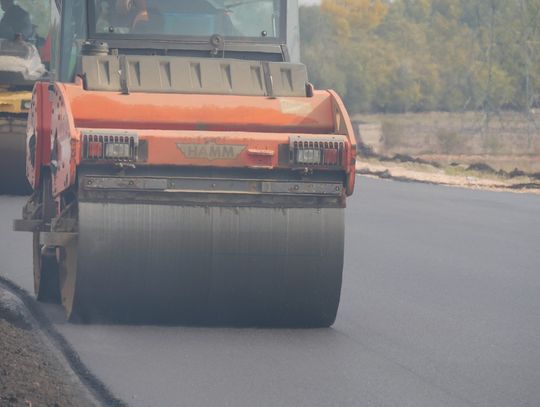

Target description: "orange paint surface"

left=34, top=81, right=356, bottom=197
left=63, top=83, right=335, bottom=134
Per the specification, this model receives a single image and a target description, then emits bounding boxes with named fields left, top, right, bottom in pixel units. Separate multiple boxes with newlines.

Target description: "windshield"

left=0, top=0, right=50, bottom=43
left=91, top=0, right=284, bottom=40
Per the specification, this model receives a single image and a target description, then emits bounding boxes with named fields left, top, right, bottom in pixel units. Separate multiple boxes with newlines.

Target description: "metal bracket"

left=13, top=219, right=46, bottom=232
left=42, top=232, right=78, bottom=247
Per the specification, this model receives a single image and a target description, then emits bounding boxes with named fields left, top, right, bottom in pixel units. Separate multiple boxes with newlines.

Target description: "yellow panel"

left=0, top=91, right=33, bottom=114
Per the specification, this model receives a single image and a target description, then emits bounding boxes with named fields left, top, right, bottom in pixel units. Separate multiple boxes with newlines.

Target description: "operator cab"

left=0, top=0, right=50, bottom=85
left=89, top=0, right=289, bottom=58
left=94, top=0, right=280, bottom=39
left=50, top=0, right=304, bottom=97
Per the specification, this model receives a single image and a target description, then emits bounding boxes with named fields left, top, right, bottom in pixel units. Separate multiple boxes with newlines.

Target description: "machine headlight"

left=296, top=148, right=321, bottom=165
left=105, top=142, right=131, bottom=159
left=81, top=132, right=138, bottom=162
left=289, top=135, right=346, bottom=167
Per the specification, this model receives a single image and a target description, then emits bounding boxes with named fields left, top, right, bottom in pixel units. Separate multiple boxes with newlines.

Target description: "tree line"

left=300, top=0, right=540, bottom=114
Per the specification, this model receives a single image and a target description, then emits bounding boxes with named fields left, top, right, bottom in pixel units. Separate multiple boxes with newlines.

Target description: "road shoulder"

left=0, top=282, right=104, bottom=407
left=357, top=157, right=540, bottom=195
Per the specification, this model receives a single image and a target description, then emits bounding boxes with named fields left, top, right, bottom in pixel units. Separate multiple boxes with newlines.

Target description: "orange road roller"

left=14, top=0, right=356, bottom=326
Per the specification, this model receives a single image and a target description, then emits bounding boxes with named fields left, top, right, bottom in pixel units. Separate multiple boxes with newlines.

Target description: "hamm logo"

left=177, top=142, right=245, bottom=161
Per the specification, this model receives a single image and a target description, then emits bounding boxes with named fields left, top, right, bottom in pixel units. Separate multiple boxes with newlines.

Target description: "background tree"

left=300, top=0, right=540, bottom=115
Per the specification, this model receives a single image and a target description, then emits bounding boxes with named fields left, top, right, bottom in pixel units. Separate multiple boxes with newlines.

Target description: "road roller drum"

left=0, top=116, right=30, bottom=194
left=59, top=201, right=344, bottom=326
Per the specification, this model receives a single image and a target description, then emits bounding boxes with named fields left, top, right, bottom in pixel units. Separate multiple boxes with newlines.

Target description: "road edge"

left=356, top=166, right=540, bottom=194
left=0, top=276, right=128, bottom=407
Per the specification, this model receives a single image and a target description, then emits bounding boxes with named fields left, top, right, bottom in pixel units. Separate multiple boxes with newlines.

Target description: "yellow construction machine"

left=0, top=1, right=47, bottom=194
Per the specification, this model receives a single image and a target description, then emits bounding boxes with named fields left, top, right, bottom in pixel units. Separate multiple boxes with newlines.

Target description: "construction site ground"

left=0, top=286, right=97, bottom=407
left=357, top=156, right=540, bottom=195
left=354, top=110, right=540, bottom=194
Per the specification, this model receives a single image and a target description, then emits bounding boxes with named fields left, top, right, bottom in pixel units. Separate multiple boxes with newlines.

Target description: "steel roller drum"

left=0, top=117, right=31, bottom=194
left=68, top=202, right=345, bottom=326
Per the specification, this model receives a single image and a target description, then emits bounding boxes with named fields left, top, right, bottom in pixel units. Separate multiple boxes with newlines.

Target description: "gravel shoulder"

left=0, top=287, right=98, bottom=407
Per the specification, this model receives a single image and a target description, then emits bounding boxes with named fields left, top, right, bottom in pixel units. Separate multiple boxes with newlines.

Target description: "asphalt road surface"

left=1, top=177, right=539, bottom=407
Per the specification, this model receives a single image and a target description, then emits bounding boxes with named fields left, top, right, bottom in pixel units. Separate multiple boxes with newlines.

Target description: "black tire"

left=33, top=172, right=61, bottom=303
left=33, top=233, right=61, bottom=303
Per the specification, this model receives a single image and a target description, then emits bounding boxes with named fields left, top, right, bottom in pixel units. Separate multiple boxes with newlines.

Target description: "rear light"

left=290, top=136, right=345, bottom=167
left=296, top=148, right=321, bottom=165
left=82, top=132, right=138, bottom=162
left=105, top=142, right=131, bottom=158
left=20, top=100, right=31, bottom=110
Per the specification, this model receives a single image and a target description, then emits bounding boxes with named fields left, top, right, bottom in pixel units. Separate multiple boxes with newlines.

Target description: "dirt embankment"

left=352, top=111, right=540, bottom=193
left=0, top=288, right=97, bottom=407
left=356, top=157, right=540, bottom=194
left=353, top=110, right=540, bottom=173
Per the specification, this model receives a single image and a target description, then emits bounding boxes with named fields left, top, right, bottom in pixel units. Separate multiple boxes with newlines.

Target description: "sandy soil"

left=357, top=158, right=540, bottom=195
left=0, top=289, right=97, bottom=407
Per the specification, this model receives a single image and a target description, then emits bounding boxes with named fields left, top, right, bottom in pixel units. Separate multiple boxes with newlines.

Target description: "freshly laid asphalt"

left=1, top=176, right=539, bottom=407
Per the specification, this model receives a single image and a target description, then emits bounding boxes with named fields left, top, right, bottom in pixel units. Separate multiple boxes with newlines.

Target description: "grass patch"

left=381, top=120, right=403, bottom=150
left=435, top=130, right=466, bottom=154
